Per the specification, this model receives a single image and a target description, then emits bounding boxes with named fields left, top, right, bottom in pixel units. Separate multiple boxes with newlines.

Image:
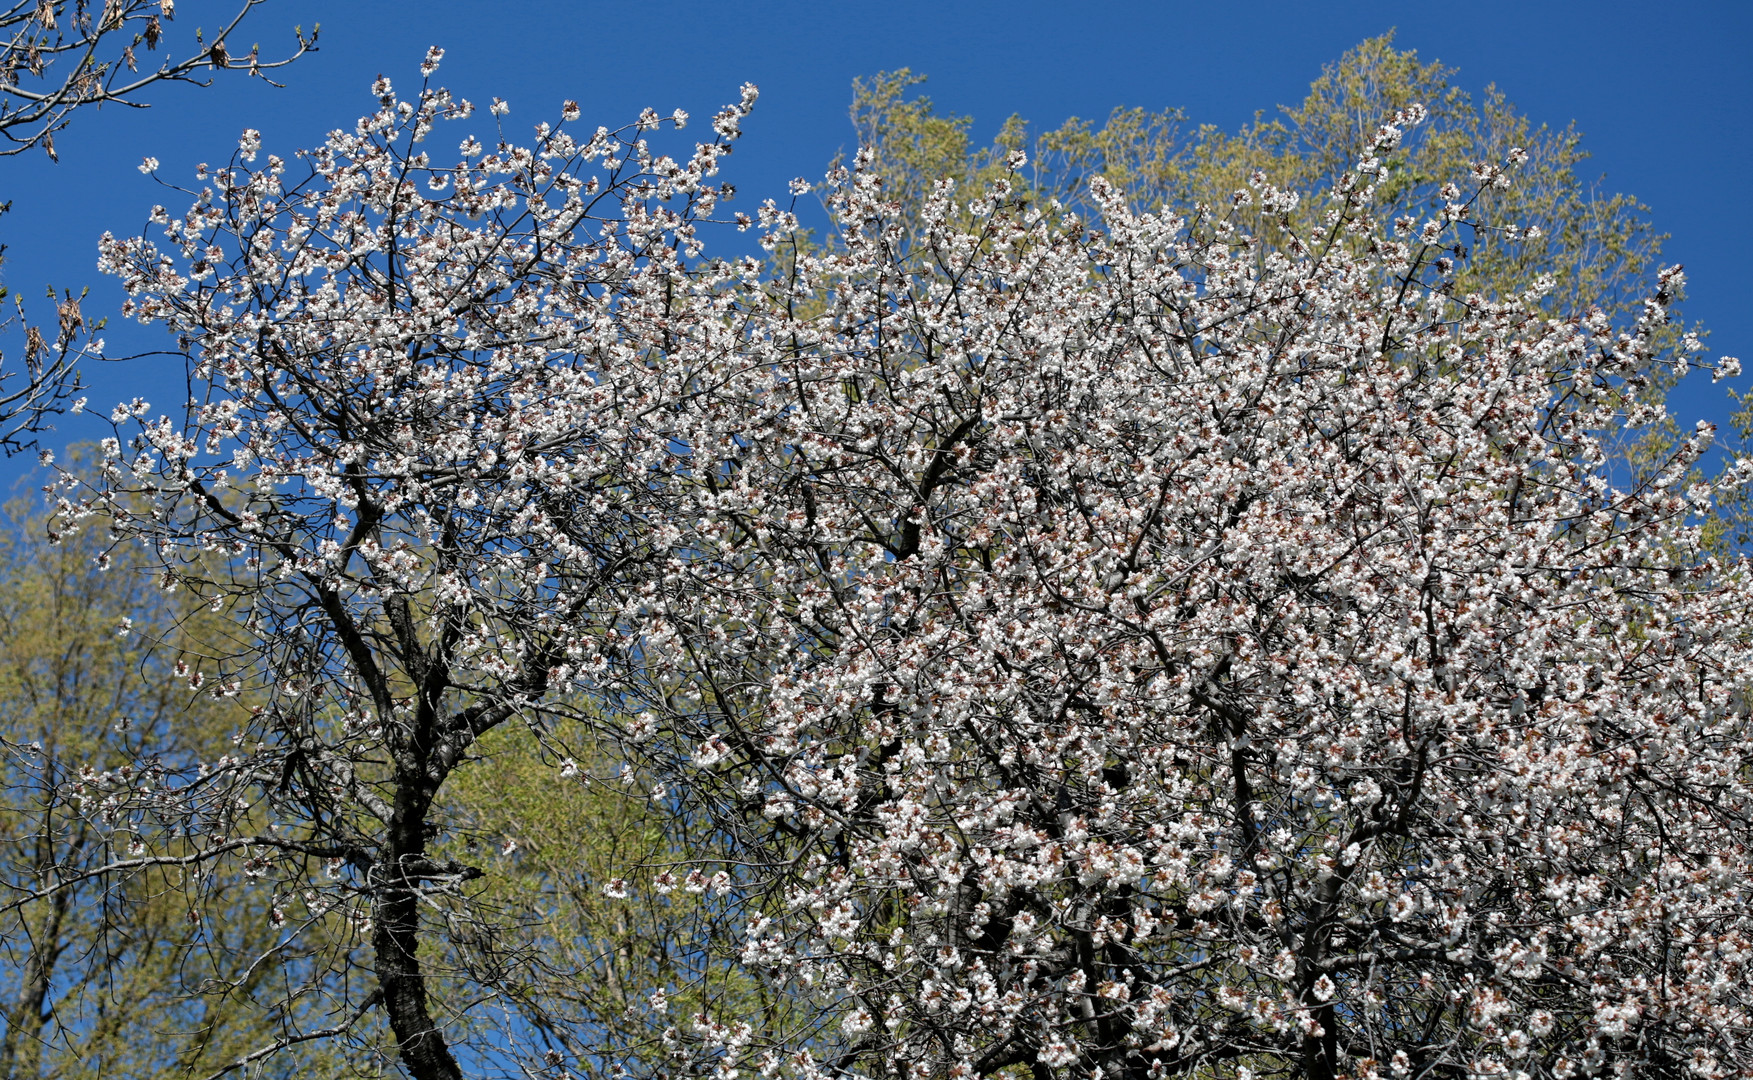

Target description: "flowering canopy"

left=66, top=54, right=1753, bottom=1080
left=77, top=54, right=759, bottom=1079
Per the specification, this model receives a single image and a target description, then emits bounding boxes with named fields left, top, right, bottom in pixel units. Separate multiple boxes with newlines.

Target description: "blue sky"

left=4, top=0, right=1749, bottom=487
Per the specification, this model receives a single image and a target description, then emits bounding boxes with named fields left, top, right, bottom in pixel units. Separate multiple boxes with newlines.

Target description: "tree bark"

left=373, top=770, right=463, bottom=1080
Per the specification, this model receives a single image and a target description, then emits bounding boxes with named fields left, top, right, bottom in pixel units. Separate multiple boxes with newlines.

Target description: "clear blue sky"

left=5, top=0, right=1749, bottom=487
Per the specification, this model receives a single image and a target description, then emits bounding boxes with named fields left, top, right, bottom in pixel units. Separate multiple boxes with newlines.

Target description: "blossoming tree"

left=59, top=51, right=1753, bottom=1080
left=631, top=125, right=1753, bottom=1080
left=67, top=52, right=762, bottom=1078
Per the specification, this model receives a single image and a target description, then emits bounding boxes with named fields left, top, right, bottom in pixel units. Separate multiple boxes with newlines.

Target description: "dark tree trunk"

left=1300, top=1002, right=1339, bottom=1080
left=373, top=764, right=463, bottom=1080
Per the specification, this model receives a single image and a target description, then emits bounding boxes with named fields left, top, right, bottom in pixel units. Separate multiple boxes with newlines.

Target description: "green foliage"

left=431, top=720, right=794, bottom=1077
left=857, top=34, right=1667, bottom=318
left=0, top=462, right=366, bottom=1079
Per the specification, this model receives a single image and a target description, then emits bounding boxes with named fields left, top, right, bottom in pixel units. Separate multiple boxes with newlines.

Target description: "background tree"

left=0, top=464, right=363, bottom=1079
left=853, top=35, right=1666, bottom=325
left=436, top=721, right=782, bottom=1078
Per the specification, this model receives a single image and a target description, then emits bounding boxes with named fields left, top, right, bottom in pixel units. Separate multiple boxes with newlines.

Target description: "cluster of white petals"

left=65, top=75, right=1753, bottom=1080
